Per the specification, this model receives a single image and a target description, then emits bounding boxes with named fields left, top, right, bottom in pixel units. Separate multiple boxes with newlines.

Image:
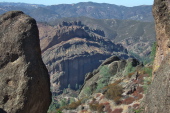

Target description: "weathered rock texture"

left=152, top=0, right=170, bottom=73
left=0, top=11, right=51, bottom=113
left=142, top=0, right=170, bottom=112
left=39, top=21, right=129, bottom=94
left=143, top=55, right=170, bottom=113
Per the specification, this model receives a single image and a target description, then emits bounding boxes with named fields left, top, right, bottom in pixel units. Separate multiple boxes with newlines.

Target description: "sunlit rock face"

left=152, top=0, right=170, bottom=73
left=142, top=0, right=170, bottom=113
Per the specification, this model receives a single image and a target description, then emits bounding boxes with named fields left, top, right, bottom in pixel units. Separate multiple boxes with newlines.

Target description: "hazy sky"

left=1, top=0, right=154, bottom=7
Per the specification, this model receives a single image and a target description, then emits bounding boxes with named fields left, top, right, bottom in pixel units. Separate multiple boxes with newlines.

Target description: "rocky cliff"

left=152, top=0, right=170, bottom=73
left=0, top=11, right=51, bottom=113
left=49, top=17, right=156, bottom=62
left=39, top=21, right=129, bottom=94
left=142, top=0, right=170, bottom=112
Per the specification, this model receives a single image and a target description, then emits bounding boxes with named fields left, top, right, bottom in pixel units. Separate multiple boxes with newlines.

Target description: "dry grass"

left=56, top=99, right=82, bottom=111
left=128, top=72, right=135, bottom=78
left=103, top=81, right=123, bottom=104
left=66, top=99, right=82, bottom=109
left=89, top=103, right=104, bottom=112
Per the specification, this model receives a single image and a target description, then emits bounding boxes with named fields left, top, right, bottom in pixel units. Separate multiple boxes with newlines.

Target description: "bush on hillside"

left=103, top=80, right=123, bottom=104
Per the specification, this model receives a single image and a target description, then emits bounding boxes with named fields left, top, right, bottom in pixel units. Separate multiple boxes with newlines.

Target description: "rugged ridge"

left=142, top=0, right=170, bottom=112
left=0, top=11, right=51, bottom=113
left=40, top=21, right=129, bottom=94
left=0, top=2, right=153, bottom=22
left=49, top=17, right=156, bottom=61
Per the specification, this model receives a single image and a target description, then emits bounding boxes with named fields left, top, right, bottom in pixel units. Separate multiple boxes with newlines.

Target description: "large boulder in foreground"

left=142, top=0, right=170, bottom=113
left=152, top=0, right=170, bottom=73
left=0, top=11, right=51, bottom=113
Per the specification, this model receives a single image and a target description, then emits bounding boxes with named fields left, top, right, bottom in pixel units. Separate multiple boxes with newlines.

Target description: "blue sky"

left=1, top=0, right=154, bottom=7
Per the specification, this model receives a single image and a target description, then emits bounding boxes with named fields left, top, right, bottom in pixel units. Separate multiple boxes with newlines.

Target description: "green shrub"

left=95, top=65, right=113, bottom=93
left=83, top=87, right=92, bottom=96
left=124, top=62, right=136, bottom=76
left=150, top=42, right=156, bottom=62
left=143, top=77, right=152, bottom=93
left=99, top=65, right=111, bottom=77
left=89, top=103, right=104, bottom=112
left=56, top=110, right=62, bottom=113
left=142, top=67, right=152, bottom=77
left=96, top=77, right=108, bottom=92
left=133, top=108, right=144, bottom=113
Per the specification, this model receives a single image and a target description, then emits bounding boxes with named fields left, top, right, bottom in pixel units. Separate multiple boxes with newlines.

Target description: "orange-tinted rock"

left=142, top=0, right=170, bottom=112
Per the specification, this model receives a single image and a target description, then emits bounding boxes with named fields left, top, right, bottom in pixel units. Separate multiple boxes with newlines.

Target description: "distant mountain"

left=0, top=2, right=153, bottom=22
left=0, top=2, right=45, bottom=8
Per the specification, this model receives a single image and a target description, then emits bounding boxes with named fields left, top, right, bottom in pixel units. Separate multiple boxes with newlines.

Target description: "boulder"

left=0, top=11, right=51, bottom=113
left=142, top=0, right=170, bottom=112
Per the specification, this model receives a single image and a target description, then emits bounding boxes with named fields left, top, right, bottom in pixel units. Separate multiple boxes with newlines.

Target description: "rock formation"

left=60, top=55, right=149, bottom=113
left=38, top=21, right=129, bottom=94
left=0, top=11, right=51, bottom=113
left=142, top=0, right=170, bottom=112
left=152, top=0, right=170, bottom=73
left=78, top=56, right=140, bottom=98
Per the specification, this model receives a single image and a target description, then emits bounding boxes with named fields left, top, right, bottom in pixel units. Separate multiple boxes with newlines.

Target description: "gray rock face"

left=0, top=11, right=51, bottom=113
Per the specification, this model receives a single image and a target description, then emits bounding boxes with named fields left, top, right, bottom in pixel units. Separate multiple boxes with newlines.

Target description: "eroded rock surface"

left=152, top=0, right=170, bottom=72
left=39, top=21, right=129, bottom=94
left=0, top=11, right=51, bottom=113
left=142, top=0, right=170, bottom=112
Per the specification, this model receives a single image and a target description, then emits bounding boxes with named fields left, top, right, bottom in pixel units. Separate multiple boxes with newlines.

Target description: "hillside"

left=0, top=2, right=153, bottom=22
left=49, top=55, right=152, bottom=113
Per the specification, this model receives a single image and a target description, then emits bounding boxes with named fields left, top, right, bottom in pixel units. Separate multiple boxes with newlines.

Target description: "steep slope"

left=142, top=0, right=170, bottom=112
left=39, top=21, right=129, bottom=94
left=0, top=11, right=51, bottom=113
left=0, top=2, right=153, bottom=22
left=55, top=56, right=152, bottom=113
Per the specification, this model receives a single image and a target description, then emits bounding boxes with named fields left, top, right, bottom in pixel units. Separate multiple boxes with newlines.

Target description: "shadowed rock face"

left=142, top=0, right=170, bottom=112
left=39, top=22, right=129, bottom=94
left=0, top=11, right=51, bottom=113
